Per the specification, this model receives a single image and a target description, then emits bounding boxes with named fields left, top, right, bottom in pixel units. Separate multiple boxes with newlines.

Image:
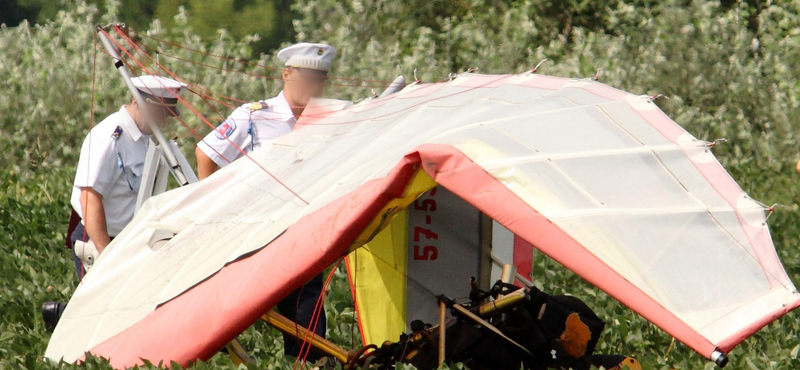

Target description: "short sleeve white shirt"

left=70, top=106, right=149, bottom=237
left=197, top=91, right=296, bottom=167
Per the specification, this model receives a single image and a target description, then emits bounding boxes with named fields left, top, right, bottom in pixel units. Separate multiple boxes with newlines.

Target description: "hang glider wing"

left=45, top=73, right=800, bottom=368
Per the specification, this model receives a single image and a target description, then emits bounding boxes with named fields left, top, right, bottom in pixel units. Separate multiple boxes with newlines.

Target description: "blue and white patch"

left=214, top=119, right=237, bottom=140
left=111, top=126, right=123, bottom=140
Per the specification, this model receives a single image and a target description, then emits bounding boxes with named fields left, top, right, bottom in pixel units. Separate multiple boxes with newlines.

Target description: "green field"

left=3, top=0, right=800, bottom=369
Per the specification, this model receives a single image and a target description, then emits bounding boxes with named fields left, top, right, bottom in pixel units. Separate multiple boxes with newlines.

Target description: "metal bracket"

left=135, top=139, right=198, bottom=214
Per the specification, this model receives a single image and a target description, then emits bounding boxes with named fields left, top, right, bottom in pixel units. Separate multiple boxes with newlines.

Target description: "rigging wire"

left=130, top=30, right=399, bottom=85
left=79, top=31, right=102, bottom=282
left=142, top=44, right=392, bottom=89
left=293, top=258, right=343, bottom=370
left=119, top=30, right=373, bottom=115
left=110, top=30, right=243, bottom=141
left=290, top=74, right=509, bottom=126
left=102, top=26, right=309, bottom=204
left=110, top=29, right=237, bottom=155
left=114, top=24, right=507, bottom=132
left=107, top=32, right=249, bottom=108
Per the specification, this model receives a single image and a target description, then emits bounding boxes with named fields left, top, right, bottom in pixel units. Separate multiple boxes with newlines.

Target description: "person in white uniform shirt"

left=195, top=42, right=336, bottom=177
left=42, top=75, right=186, bottom=331
left=194, top=43, right=336, bottom=362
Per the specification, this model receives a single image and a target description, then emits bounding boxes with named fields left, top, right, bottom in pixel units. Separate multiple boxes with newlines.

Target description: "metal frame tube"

left=95, top=26, right=189, bottom=185
left=261, top=311, right=350, bottom=364
left=477, top=288, right=529, bottom=317
left=491, top=255, right=534, bottom=288
left=500, top=264, right=517, bottom=285
left=438, top=300, right=446, bottom=366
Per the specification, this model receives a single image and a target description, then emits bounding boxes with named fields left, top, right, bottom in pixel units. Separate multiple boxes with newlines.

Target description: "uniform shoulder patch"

left=214, top=118, right=237, bottom=140
left=248, top=100, right=269, bottom=112
left=111, top=126, right=123, bottom=140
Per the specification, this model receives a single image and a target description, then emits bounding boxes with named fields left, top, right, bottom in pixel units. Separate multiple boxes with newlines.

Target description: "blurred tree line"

left=0, top=0, right=297, bottom=55
left=0, top=0, right=775, bottom=59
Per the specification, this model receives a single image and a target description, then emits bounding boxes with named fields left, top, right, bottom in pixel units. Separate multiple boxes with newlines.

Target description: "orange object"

left=559, top=313, right=591, bottom=358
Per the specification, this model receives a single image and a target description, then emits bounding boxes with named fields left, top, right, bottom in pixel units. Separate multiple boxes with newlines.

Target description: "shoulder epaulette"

left=111, top=126, right=123, bottom=140
left=248, top=100, right=270, bottom=112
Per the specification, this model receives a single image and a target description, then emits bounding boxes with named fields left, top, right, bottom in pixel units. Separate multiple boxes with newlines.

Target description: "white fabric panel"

left=553, top=152, right=699, bottom=210
left=406, top=187, right=482, bottom=328
left=47, top=73, right=799, bottom=363
left=597, top=101, right=673, bottom=147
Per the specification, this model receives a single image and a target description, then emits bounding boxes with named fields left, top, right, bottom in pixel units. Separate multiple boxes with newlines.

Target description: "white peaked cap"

left=277, top=43, right=337, bottom=72
left=131, top=75, right=187, bottom=99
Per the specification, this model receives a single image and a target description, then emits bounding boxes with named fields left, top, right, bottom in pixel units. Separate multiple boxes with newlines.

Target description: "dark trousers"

left=70, top=224, right=87, bottom=281
left=276, top=273, right=326, bottom=361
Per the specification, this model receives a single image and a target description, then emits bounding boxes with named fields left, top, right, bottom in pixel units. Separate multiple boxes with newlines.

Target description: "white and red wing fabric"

left=45, top=73, right=800, bottom=368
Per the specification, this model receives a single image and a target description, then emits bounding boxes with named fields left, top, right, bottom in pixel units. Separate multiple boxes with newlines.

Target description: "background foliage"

left=2, top=0, right=800, bottom=369
left=0, top=0, right=296, bottom=55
